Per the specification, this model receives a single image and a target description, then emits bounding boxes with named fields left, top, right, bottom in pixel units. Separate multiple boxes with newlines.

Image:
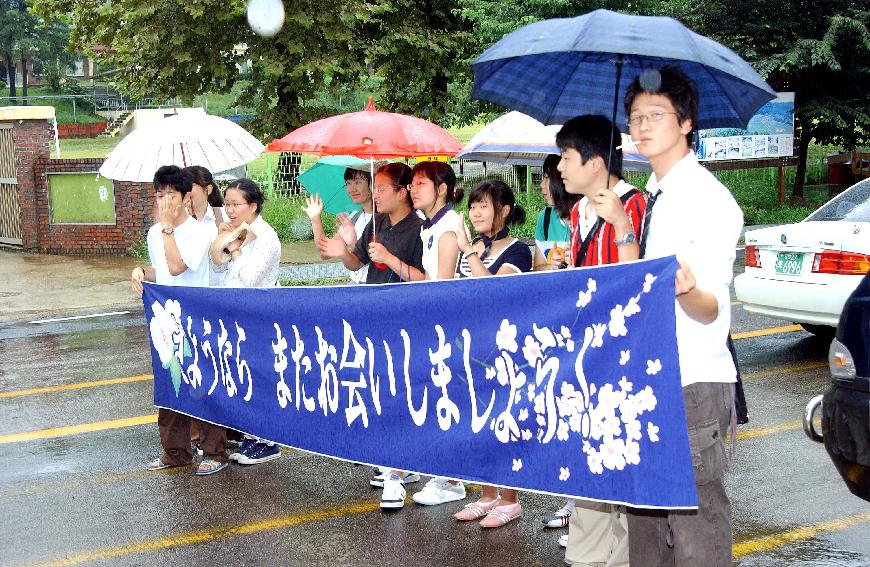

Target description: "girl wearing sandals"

left=532, top=156, right=579, bottom=535
left=452, top=179, right=532, bottom=527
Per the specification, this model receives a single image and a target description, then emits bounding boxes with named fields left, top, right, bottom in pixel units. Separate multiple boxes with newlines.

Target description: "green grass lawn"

left=55, top=136, right=120, bottom=159
left=24, top=87, right=105, bottom=124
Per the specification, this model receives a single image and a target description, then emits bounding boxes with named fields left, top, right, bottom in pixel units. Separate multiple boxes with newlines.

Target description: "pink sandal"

left=479, top=502, right=523, bottom=528
left=453, top=499, right=499, bottom=521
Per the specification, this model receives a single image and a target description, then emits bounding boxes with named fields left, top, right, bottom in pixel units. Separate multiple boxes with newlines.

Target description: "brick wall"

left=32, top=157, right=152, bottom=255
left=56, top=122, right=108, bottom=139
left=11, top=119, right=51, bottom=249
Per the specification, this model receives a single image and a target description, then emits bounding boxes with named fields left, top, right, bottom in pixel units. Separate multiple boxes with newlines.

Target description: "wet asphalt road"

left=2, top=262, right=869, bottom=567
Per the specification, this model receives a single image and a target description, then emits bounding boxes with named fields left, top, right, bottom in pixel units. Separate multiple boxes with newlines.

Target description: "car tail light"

left=744, top=245, right=761, bottom=268
left=829, top=338, right=856, bottom=380
left=812, top=250, right=870, bottom=275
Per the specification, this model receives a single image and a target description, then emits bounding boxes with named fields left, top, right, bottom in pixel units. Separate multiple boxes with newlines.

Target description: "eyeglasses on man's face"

left=627, top=110, right=678, bottom=127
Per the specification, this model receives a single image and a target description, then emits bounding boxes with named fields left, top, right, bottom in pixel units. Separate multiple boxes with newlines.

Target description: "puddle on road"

left=738, top=538, right=868, bottom=565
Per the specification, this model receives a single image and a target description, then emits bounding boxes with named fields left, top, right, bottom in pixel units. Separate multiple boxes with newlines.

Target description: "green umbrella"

left=296, top=155, right=368, bottom=215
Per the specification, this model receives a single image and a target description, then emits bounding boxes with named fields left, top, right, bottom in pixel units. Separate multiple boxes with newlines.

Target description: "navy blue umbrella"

left=471, top=9, right=776, bottom=131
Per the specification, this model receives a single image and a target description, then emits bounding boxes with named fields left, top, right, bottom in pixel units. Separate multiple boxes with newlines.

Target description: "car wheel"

left=799, top=323, right=836, bottom=340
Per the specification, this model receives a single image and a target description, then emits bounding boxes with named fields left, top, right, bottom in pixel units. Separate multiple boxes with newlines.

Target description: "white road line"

left=28, top=311, right=132, bottom=324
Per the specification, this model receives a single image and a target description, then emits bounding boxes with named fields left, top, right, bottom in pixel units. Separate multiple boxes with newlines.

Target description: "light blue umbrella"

left=296, top=155, right=368, bottom=215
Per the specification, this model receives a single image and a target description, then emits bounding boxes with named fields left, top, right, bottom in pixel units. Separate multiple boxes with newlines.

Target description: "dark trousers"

left=157, top=408, right=228, bottom=464
left=627, top=381, right=734, bottom=567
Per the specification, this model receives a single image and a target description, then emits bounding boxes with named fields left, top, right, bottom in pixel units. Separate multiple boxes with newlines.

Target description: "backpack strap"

left=574, top=188, right=640, bottom=267
left=543, top=207, right=553, bottom=241
left=619, top=188, right=639, bottom=204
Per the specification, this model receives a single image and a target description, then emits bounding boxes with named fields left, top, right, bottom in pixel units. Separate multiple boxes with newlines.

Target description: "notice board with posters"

left=696, top=92, right=795, bottom=162
left=48, top=172, right=116, bottom=224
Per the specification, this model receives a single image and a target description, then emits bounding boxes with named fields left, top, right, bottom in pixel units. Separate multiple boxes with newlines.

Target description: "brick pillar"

left=12, top=118, right=51, bottom=250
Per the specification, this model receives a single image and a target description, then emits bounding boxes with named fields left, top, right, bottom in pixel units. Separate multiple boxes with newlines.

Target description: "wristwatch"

left=614, top=232, right=636, bottom=246
left=162, top=225, right=174, bottom=236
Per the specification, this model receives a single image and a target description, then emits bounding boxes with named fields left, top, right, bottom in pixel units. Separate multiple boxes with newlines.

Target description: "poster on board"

left=697, top=92, right=794, bottom=162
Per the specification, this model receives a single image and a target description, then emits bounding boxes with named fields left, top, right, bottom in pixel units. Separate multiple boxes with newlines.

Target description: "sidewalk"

left=0, top=226, right=760, bottom=323
left=0, top=241, right=340, bottom=323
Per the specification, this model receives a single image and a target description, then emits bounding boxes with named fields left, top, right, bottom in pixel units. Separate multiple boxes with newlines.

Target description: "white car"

left=734, top=178, right=870, bottom=336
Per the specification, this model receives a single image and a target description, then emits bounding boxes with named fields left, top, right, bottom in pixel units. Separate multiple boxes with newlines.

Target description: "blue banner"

left=143, top=256, right=696, bottom=508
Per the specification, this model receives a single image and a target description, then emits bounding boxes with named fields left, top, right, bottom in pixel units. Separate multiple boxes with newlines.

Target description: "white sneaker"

left=558, top=534, right=568, bottom=548
left=380, top=474, right=406, bottom=510
left=370, top=470, right=421, bottom=488
left=411, top=477, right=466, bottom=506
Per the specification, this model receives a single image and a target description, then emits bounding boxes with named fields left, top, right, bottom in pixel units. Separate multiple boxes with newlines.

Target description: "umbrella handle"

left=371, top=234, right=388, bottom=270
left=368, top=155, right=387, bottom=270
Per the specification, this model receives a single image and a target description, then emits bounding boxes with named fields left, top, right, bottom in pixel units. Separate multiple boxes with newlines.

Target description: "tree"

left=0, top=1, right=74, bottom=103
left=29, top=16, right=74, bottom=91
left=683, top=1, right=870, bottom=201
left=33, top=0, right=475, bottom=139
left=0, top=0, right=30, bottom=101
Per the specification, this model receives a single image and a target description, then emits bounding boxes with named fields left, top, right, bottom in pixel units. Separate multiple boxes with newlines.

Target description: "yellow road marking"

left=736, top=421, right=801, bottom=441
left=732, top=324, right=803, bottom=340
left=0, top=374, right=153, bottom=399
left=15, top=500, right=381, bottom=567
left=0, top=465, right=196, bottom=499
left=743, top=360, right=827, bottom=381
left=731, top=300, right=742, bottom=305
left=734, top=512, right=870, bottom=558
left=0, top=415, right=157, bottom=444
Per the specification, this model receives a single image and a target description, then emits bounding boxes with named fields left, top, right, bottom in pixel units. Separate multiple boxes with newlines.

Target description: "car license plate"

left=775, top=252, right=803, bottom=276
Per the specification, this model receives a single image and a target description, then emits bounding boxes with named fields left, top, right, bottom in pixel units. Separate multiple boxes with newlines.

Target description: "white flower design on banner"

left=481, top=272, right=664, bottom=479
left=149, top=299, right=190, bottom=397
left=495, top=319, right=518, bottom=353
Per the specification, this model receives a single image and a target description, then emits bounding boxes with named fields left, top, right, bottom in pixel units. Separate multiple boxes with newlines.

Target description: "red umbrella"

left=265, top=97, right=462, bottom=158
left=267, top=98, right=462, bottom=270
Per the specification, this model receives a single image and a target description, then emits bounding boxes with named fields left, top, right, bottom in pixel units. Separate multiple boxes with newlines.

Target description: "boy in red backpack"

left=555, top=114, right=647, bottom=565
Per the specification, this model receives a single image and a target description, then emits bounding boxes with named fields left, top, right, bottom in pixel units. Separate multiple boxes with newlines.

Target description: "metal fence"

left=0, top=93, right=182, bottom=120
left=246, top=155, right=552, bottom=201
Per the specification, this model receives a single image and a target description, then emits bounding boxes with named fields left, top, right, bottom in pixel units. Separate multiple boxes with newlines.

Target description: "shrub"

left=129, top=234, right=148, bottom=259
left=261, top=194, right=337, bottom=242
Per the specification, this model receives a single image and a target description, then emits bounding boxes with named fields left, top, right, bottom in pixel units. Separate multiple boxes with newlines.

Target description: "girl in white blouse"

left=219, top=178, right=281, bottom=289
left=184, top=165, right=228, bottom=287
left=218, top=178, right=283, bottom=466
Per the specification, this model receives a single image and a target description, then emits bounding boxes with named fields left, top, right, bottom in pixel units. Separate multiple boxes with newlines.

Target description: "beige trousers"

left=565, top=499, right=629, bottom=567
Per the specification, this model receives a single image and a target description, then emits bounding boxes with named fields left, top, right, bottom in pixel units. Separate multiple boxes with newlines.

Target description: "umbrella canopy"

left=458, top=111, right=650, bottom=171
left=266, top=97, right=462, bottom=159
left=458, top=111, right=561, bottom=165
left=99, top=113, right=265, bottom=182
left=296, top=155, right=368, bottom=215
left=471, top=9, right=776, bottom=130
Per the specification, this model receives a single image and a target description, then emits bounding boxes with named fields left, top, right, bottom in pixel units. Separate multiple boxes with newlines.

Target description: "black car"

left=804, top=269, right=870, bottom=501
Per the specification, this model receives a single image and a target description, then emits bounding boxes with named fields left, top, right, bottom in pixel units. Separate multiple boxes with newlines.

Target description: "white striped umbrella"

left=458, top=111, right=649, bottom=171
left=99, top=113, right=264, bottom=182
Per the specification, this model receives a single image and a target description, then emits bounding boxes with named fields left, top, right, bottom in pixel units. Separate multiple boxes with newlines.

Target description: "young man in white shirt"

left=624, top=67, right=743, bottom=566
left=131, top=165, right=229, bottom=476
